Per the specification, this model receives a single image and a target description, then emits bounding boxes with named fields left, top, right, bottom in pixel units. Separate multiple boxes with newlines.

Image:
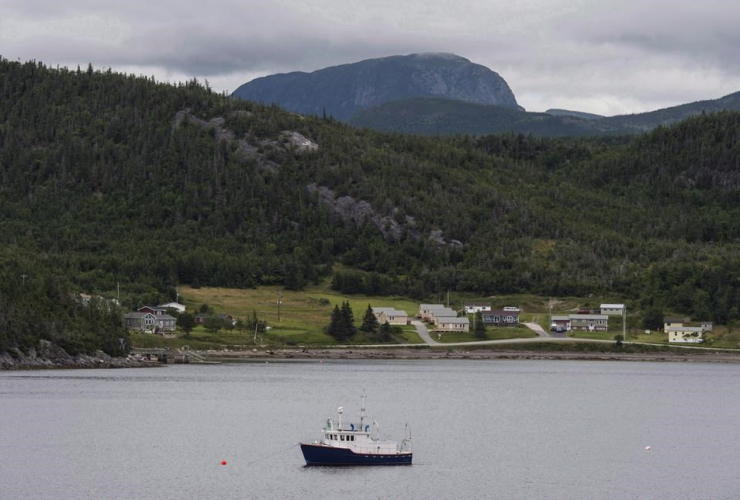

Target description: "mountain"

left=349, top=97, right=606, bottom=137
left=232, top=53, right=521, bottom=121
left=546, top=109, right=605, bottom=121
left=598, top=91, right=740, bottom=131
left=3, top=57, right=740, bottom=354
left=349, top=92, right=740, bottom=137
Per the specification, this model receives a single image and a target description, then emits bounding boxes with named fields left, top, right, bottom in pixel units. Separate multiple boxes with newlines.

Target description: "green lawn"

left=435, top=326, right=537, bottom=343
left=129, top=284, right=424, bottom=349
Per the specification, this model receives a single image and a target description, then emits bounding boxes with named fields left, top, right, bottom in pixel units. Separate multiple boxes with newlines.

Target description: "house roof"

left=373, top=307, right=407, bottom=316
left=667, top=326, right=703, bottom=333
left=158, top=302, right=185, bottom=308
left=420, top=304, right=447, bottom=310
left=483, top=310, right=520, bottom=316
left=569, top=314, right=608, bottom=320
left=551, top=315, right=570, bottom=321
left=432, top=309, right=458, bottom=317
left=664, top=317, right=684, bottom=323
left=139, top=305, right=166, bottom=312
left=440, top=317, right=469, bottom=324
left=600, top=304, right=625, bottom=309
left=125, top=312, right=155, bottom=319
left=465, top=302, right=491, bottom=307
left=157, top=314, right=176, bottom=321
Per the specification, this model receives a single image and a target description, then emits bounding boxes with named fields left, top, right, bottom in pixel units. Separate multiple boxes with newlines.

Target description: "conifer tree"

left=474, top=311, right=486, bottom=339
left=360, top=304, right=380, bottom=333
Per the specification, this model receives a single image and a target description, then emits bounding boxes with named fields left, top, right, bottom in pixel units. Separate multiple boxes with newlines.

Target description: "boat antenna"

left=338, top=407, right=343, bottom=430
left=360, top=389, right=366, bottom=432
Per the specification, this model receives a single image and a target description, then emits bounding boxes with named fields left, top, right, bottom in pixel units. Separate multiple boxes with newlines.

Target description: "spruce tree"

left=341, top=301, right=357, bottom=337
left=327, top=305, right=344, bottom=339
left=474, top=311, right=486, bottom=339
left=360, top=304, right=380, bottom=333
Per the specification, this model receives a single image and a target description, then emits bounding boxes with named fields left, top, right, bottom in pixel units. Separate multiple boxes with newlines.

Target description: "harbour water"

left=1, top=360, right=739, bottom=499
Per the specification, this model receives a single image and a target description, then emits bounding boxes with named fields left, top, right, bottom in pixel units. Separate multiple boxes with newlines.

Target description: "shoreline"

left=0, top=341, right=157, bottom=370
left=202, top=346, right=740, bottom=364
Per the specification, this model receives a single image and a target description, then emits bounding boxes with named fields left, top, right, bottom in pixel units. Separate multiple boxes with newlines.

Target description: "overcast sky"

left=1, top=0, right=738, bottom=115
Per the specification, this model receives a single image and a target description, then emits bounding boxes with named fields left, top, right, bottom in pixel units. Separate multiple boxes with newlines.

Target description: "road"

left=410, top=320, right=440, bottom=345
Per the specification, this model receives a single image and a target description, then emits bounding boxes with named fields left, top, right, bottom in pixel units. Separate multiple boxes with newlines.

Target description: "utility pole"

left=176, top=286, right=180, bottom=304
left=446, top=290, right=450, bottom=308
left=623, top=306, right=627, bottom=340
left=277, top=294, right=283, bottom=322
left=21, top=274, right=27, bottom=286
left=117, top=282, right=120, bottom=302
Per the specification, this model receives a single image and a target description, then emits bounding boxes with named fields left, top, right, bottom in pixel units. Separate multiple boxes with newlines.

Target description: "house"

left=569, top=314, right=609, bottom=331
left=124, top=312, right=157, bottom=332
left=464, top=302, right=491, bottom=314
left=217, top=313, right=237, bottom=326
left=503, top=306, right=520, bottom=312
left=138, top=305, right=168, bottom=316
left=158, top=302, right=186, bottom=314
left=600, top=304, right=625, bottom=316
left=431, top=308, right=458, bottom=326
left=667, top=325, right=704, bottom=343
left=664, top=317, right=684, bottom=330
left=482, top=310, right=520, bottom=326
left=155, top=314, right=177, bottom=332
left=436, top=317, right=470, bottom=332
left=701, top=322, right=713, bottom=332
left=79, top=293, right=93, bottom=306
left=372, top=307, right=409, bottom=325
left=550, top=315, right=571, bottom=331
left=194, top=313, right=208, bottom=324
left=419, top=304, right=447, bottom=321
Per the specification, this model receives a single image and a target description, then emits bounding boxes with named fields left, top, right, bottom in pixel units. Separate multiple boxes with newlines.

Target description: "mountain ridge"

left=232, top=53, right=521, bottom=121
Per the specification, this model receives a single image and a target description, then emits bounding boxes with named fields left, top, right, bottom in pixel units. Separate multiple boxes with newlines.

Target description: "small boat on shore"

left=300, top=393, right=412, bottom=466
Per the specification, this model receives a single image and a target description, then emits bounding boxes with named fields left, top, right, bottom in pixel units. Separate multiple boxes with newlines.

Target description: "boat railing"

left=328, top=422, right=372, bottom=433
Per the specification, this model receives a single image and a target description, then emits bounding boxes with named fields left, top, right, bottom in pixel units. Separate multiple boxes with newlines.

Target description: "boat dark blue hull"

left=300, top=444, right=412, bottom=466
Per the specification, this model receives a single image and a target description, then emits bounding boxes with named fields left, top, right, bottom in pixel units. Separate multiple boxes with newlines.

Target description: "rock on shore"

left=0, top=340, right=155, bottom=370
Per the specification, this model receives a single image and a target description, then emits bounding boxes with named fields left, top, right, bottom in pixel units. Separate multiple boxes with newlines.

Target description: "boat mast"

left=338, top=407, right=343, bottom=430
left=360, top=390, right=366, bottom=432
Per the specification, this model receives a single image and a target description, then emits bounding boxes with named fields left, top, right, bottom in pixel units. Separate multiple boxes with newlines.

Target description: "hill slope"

left=232, top=53, right=521, bottom=121
left=598, top=91, right=740, bottom=131
left=349, top=92, right=740, bottom=137
left=3, top=58, right=740, bottom=341
left=349, top=97, right=607, bottom=137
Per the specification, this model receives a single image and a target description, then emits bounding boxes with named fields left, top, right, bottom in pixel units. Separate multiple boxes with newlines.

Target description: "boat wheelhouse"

left=300, top=393, right=412, bottom=466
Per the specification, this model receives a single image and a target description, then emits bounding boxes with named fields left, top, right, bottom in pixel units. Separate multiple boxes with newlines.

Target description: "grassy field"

left=129, top=284, right=425, bottom=349
left=434, top=327, right=537, bottom=344
left=126, top=285, right=739, bottom=350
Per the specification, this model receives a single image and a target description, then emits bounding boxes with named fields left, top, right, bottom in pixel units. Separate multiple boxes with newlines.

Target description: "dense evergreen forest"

left=2, top=58, right=740, bottom=353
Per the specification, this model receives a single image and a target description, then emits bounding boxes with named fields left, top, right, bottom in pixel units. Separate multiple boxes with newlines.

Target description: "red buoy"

left=221, top=460, right=227, bottom=465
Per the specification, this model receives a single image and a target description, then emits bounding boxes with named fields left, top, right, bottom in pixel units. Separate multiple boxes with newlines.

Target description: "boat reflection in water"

left=300, top=393, right=412, bottom=466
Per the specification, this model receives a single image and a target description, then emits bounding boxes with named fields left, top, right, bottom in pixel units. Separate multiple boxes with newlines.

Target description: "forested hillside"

left=3, top=58, right=740, bottom=347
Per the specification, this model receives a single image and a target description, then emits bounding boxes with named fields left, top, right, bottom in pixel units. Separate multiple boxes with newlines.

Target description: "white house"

left=372, top=307, right=408, bottom=325
left=437, top=317, right=470, bottom=332
left=600, top=304, right=625, bottom=316
left=667, top=326, right=704, bottom=343
left=159, top=302, right=186, bottom=314
left=464, top=302, right=491, bottom=314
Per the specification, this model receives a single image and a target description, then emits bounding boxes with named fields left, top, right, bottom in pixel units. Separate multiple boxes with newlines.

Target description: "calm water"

left=1, top=360, right=739, bottom=499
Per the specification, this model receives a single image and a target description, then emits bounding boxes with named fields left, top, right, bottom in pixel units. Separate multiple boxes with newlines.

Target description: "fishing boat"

left=300, top=393, right=412, bottom=466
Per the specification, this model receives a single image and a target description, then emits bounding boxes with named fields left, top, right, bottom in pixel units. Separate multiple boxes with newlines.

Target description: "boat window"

left=340, top=435, right=345, bottom=441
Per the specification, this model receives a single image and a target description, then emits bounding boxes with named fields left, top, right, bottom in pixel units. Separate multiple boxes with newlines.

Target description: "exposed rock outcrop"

left=307, top=183, right=462, bottom=248
left=0, top=340, right=154, bottom=370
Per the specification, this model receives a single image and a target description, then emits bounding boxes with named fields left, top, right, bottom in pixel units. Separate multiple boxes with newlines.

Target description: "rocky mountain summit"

left=232, top=53, right=521, bottom=121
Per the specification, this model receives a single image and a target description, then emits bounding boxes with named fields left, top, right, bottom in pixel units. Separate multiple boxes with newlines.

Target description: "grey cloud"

left=0, top=0, right=737, bottom=115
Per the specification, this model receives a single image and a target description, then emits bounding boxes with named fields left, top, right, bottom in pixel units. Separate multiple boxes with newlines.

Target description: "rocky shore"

left=0, top=340, right=157, bottom=370
left=202, top=346, right=740, bottom=364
